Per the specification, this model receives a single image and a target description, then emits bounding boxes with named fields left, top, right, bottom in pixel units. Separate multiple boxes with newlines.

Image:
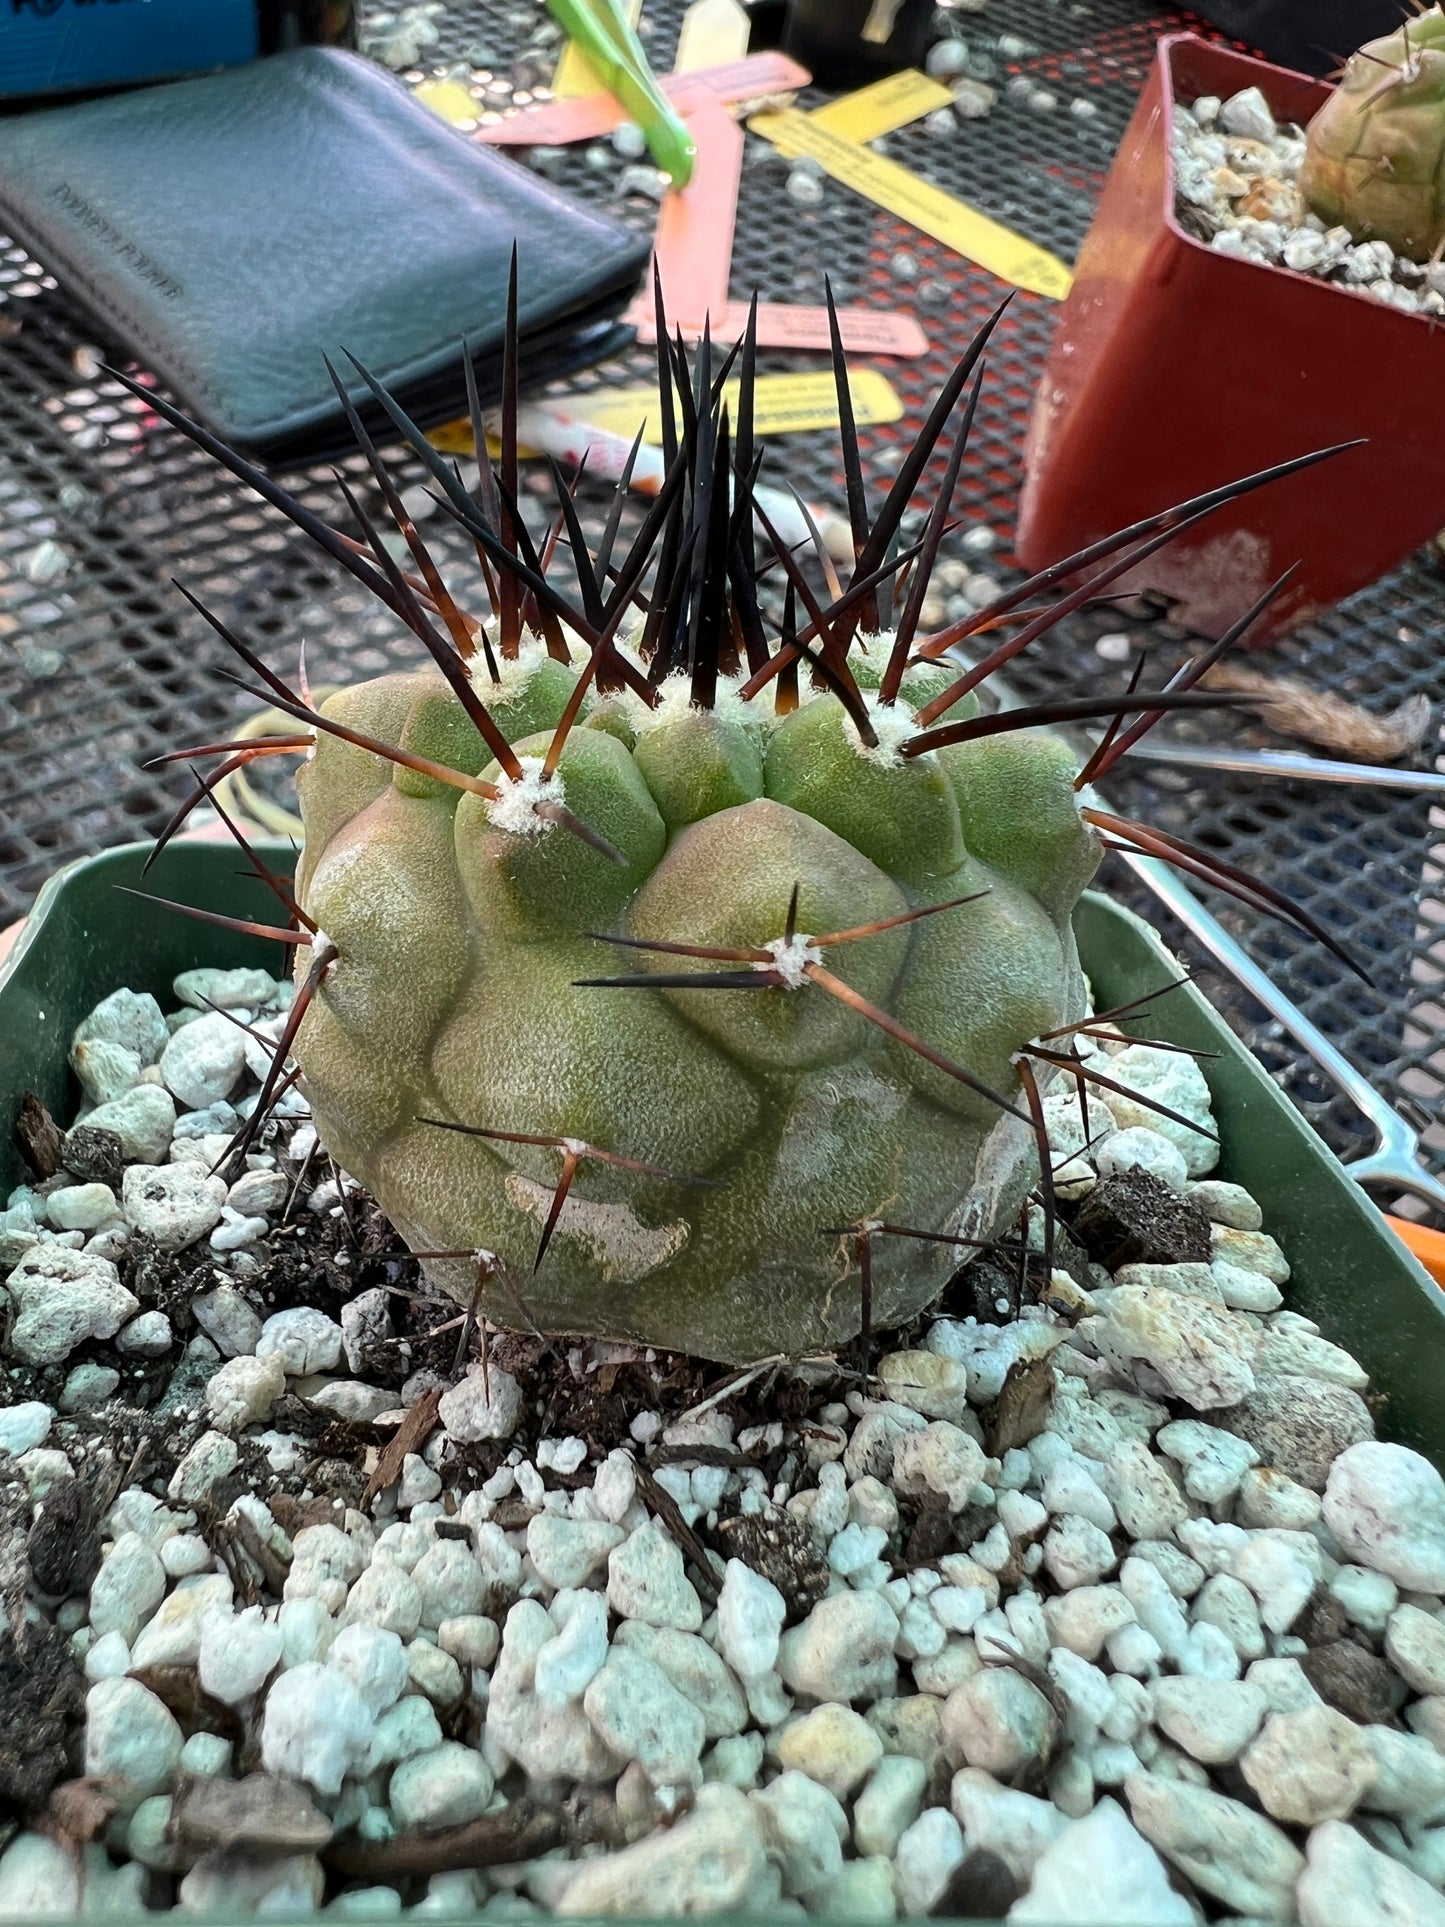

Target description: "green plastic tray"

left=2, top=840, right=1440, bottom=1461
left=0, top=842, right=1443, bottom=1922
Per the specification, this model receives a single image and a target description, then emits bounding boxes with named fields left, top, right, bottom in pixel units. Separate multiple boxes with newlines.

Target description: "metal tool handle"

left=1118, top=847, right=1445, bottom=1217
left=977, top=658, right=1445, bottom=1217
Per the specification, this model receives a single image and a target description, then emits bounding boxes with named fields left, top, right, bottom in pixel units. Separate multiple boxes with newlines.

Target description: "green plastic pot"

left=1, top=841, right=1444, bottom=1922
left=3, top=839, right=1441, bottom=1466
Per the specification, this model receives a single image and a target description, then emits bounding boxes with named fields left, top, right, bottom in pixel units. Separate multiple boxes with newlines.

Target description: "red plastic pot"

left=1016, top=34, right=1445, bottom=645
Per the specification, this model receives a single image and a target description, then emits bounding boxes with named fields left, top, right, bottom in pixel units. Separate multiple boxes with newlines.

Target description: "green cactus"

left=135, top=283, right=1350, bottom=1365
left=288, top=647, right=1094, bottom=1361
left=1301, top=6, right=1445, bottom=263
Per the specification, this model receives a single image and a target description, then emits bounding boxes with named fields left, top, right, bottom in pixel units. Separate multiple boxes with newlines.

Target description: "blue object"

left=3, top=0, right=292, bottom=102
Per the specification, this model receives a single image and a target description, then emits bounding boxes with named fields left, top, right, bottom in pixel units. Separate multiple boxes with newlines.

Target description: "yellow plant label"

left=809, top=69, right=953, bottom=143
left=673, top=0, right=751, bottom=74
left=551, top=0, right=643, bottom=99
left=750, top=107, right=1074, bottom=301
left=426, top=370, right=903, bottom=458
left=413, top=79, right=480, bottom=127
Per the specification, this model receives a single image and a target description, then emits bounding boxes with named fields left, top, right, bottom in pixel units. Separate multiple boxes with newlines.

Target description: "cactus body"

left=292, top=655, right=1098, bottom=1363
left=1301, top=7, right=1445, bottom=262
left=144, top=278, right=1330, bottom=1365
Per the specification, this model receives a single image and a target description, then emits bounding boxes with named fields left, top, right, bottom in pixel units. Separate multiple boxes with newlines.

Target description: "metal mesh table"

left=3, top=0, right=1444, bottom=1212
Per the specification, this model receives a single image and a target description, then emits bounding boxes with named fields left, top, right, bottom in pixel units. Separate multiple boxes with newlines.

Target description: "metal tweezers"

left=982, top=667, right=1445, bottom=1216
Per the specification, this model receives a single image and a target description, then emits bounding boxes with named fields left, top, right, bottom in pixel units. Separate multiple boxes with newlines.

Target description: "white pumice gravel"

left=1175, top=84, right=1445, bottom=319
left=0, top=969, right=1442, bottom=1920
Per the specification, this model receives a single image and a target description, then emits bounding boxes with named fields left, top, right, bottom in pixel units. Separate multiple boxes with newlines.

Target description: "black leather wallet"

left=0, top=47, right=652, bottom=464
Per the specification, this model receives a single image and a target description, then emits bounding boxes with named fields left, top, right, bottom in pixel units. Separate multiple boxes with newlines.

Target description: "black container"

left=781, top=0, right=935, bottom=89
left=1196, top=0, right=1407, bottom=74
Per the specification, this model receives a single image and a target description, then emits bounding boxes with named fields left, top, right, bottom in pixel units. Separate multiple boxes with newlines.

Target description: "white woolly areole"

left=855, top=690, right=926, bottom=768
left=561, top=1137, right=588, bottom=1157
left=484, top=756, right=560, bottom=836
left=468, top=630, right=591, bottom=701
left=761, top=934, right=822, bottom=989
left=630, top=670, right=756, bottom=735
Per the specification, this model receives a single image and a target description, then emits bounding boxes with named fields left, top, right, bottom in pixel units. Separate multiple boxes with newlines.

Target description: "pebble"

left=779, top=1591, right=899, bottom=1704
left=191, top=1282, right=263, bottom=1357
left=717, top=1558, right=786, bottom=1681
left=1150, top=1676, right=1266, bottom=1763
left=891, top=1420, right=986, bottom=1510
left=211, top=1207, right=268, bottom=1251
left=619, top=1623, right=746, bottom=1739
left=58, top=1360, right=120, bottom=1412
left=80, top=1084, right=176, bottom=1163
left=535, top=1590, right=609, bottom=1705
left=45, top=1182, right=117, bottom=1232
left=256, top=1305, right=344, bottom=1375
left=942, top=1668, right=1057, bottom=1777
left=1189, top=1180, right=1261, bottom=1230
left=1010, top=1796, right=1193, bottom=1924
left=876, top=1351, right=969, bottom=1421
left=199, top=1604, right=284, bottom=1704
left=528, top=1514, right=625, bottom=1591
left=950, top=1772, right=1067, bottom=1886
left=1298, top=1817, right=1445, bottom=1927
left=778, top=1703, right=883, bottom=1800
left=1241, top=1702, right=1377, bottom=1824
left=129, top=1573, right=232, bottom=1668
left=438, top=1364, right=522, bottom=1442
left=608, top=1522, right=703, bottom=1631
left=1256, top=1324, right=1367, bottom=1387
left=1360, top=1721, right=1445, bottom=1819
left=1324, top=1441, right=1445, bottom=1591
left=90, top=1531, right=167, bottom=1643
left=85, top=1629, right=131, bottom=1681
left=1386, top=1604, right=1445, bottom=1696
left=116, top=1310, right=173, bottom=1357
left=327, top=1621, right=409, bottom=1718
left=365, top=1696, right=441, bottom=1774
left=159, top=1011, right=247, bottom=1107
left=0, top=1834, right=80, bottom=1915
left=852, top=1753, right=926, bottom=1858
left=1124, top=1768, right=1303, bottom=1917
left=84, top=1677, right=183, bottom=1808
left=260, top=1662, right=373, bottom=1796
left=174, top=965, right=275, bottom=1011
left=1217, top=1256, right=1287, bottom=1318
left=0, top=1400, right=51, bottom=1457
left=1098, top=1045, right=1217, bottom=1175
left=390, top=1742, right=493, bottom=1831
left=1223, top=1372, right=1373, bottom=1490
left=750, top=1770, right=847, bottom=1898
left=121, top=1163, right=225, bottom=1250
left=584, top=1647, right=706, bottom=1785
left=1091, top=1286, right=1254, bottom=1409
left=5, top=1245, right=138, bottom=1364
left=1095, top=1128, right=1188, bottom=1190
left=206, top=1351, right=286, bottom=1429
left=894, top=1805, right=965, bottom=1916
left=1101, top=1439, right=1187, bottom=1540
left=556, top=1784, right=766, bottom=1915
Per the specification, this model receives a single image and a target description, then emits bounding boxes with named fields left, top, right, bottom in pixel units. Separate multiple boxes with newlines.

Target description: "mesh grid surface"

left=3, top=0, right=1445, bottom=1212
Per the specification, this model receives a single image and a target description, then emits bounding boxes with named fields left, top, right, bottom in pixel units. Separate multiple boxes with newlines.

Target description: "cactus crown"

left=120, top=267, right=1359, bottom=1362
left=1302, top=4, right=1445, bottom=262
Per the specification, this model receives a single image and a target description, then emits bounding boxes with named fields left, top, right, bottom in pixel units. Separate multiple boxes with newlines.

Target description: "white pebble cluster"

left=1174, top=86, right=1445, bottom=316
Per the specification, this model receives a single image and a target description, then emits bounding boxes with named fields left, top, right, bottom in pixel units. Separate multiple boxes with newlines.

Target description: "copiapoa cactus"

left=1301, top=5, right=1445, bottom=262
left=126, top=273, right=1351, bottom=1364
